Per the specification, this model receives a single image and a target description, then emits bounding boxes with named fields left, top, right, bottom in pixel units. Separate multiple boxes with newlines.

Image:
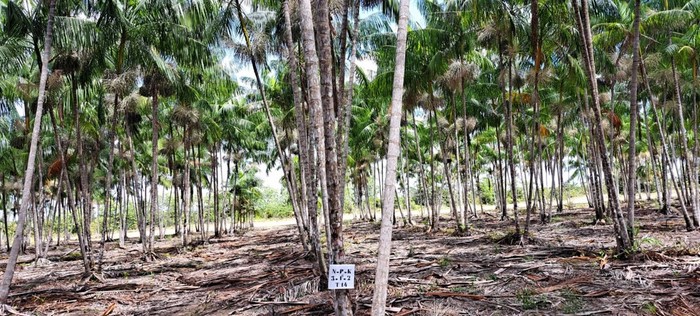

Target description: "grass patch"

left=516, top=289, right=549, bottom=310
left=641, top=302, right=657, bottom=315
left=438, top=256, right=451, bottom=268
left=560, top=289, right=583, bottom=314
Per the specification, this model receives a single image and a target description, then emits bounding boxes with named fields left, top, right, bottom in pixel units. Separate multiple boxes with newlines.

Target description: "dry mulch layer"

left=2, top=204, right=700, bottom=315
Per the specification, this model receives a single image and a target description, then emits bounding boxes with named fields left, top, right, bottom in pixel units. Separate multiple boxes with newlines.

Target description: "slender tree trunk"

left=557, top=110, right=565, bottom=213
left=428, top=110, right=439, bottom=231
left=119, top=170, right=126, bottom=247
left=149, top=85, right=159, bottom=257
left=338, top=0, right=362, bottom=208
left=625, top=0, right=641, bottom=237
left=196, top=145, right=205, bottom=241
left=506, top=66, right=521, bottom=238
left=230, top=161, right=238, bottom=233
left=31, top=186, right=41, bottom=260
left=283, top=0, right=311, bottom=251
left=572, top=0, right=631, bottom=252
left=640, top=60, right=694, bottom=229
left=125, top=121, right=146, bottom=249
left=468, top=134, right=478, bottom=217
left=0, top=0, right=56, bottom=302
left=411, top=111, right=430, bottom=223
left=432, top=107, right=460, bottom=232
left=70, top=75, right=94, bottom=268
left=642, top=102, right=662, bottom=208
left=371, top=1, right=410, bottom=313
left=310, top=2, right=349, bottom=310
left=494, top=126, right=506, bottom=219
left=671, top=52, right=699, bottom=227
left=459, top=85, right=470, bottom=223
left=298, top=0, right=330, bottom=283
left=1, top=176, right=8, bottom=252
left=693, top=59, right=700, bottom=223
left=49, top=99, right=91, bottom=271
left=2, top=198, right=7, bottom=252
left=182, top=126, right=191, bottom=246
left=212, top=146, right=220, bottom=237
left=529, top=0, right=542, bottom=228
left=402, top=149, right=412, bottom=225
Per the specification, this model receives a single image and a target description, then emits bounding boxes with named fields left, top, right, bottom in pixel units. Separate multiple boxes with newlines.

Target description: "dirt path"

left=128, top=193, right=654, bottom=236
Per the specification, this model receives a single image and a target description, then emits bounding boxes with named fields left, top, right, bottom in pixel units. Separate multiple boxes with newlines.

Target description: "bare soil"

left=3, top=203, right=700, bottom=315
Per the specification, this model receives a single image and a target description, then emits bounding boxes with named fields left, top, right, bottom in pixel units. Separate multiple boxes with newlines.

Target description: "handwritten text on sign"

left=328, top=264, right=355, bottom=289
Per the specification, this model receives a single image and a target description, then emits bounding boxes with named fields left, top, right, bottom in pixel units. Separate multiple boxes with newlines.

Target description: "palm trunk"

left=428, top=110, right=439, bottom=231
left=310, top=3, right=348, bottom=310
left=573, top=0, right=631, bottom=252
left=0, top=0, right=56, bottom=302
left=338, top=0, right=362, bottom=211
left=31, top=183, right=42, bottom=260
left=230, top=161, right=238, bottom=233
left=625, top=0, right=641, bottom=236
left=468, top=135, right=478, bottom=217
left=148, top=85, right=159, bottom=256
left=506, top=59, right=521, bottom=238
left=583, top=93, right=606, bottom=220
left=495, top=125, right=506, bottom=219
left=640, top=60, right=694, bottom=229
left=212, top=146, right=220, bottom=237
left=434, top=108, right=460, bottom=232
left=298, top=0, right=330, bottom=283
left=401, top=149, right=412, bottom=225
left=71, top=75, right=94, bottom=267
left=671, top=53, right=699, bottom=227
left=125, top=121, right=147, bottom=249
left=411, top=111, right=430, bottom=222
left=641, top=100, right=662, bottom=208
left=282, top=0, right=311, bottom=250
left=119, top=170, right=127, bottom=246
left=557, top=110, right=565, bottom=213
left=371, top=1, right=410, bottom=313
left=102, top=21, right=127, bottom=256
left=196, top=145, right=205, bottom=241
left=1, top=175, right=8, bottom=251
left=693, top=59, right=700, bottom=223
left=49, top=94, right=91, bottom=271
left=182, top=125, right=191, bottom=245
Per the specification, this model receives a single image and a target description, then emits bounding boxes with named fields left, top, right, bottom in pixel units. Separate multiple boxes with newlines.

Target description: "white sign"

left=328, top=264, right=355, bottom=289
